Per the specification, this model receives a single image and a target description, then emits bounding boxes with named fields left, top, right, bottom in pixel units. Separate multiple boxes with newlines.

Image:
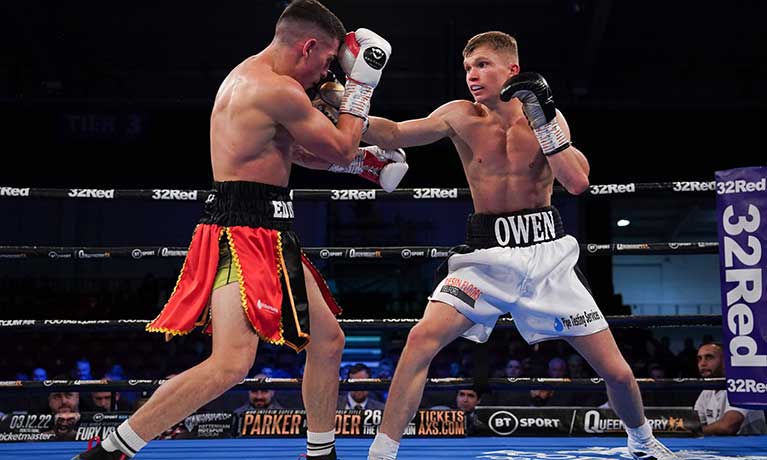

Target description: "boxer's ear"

left=302, top=38, right=318, bottom=57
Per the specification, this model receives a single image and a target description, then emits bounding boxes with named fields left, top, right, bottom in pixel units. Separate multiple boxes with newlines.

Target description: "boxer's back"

left=210, top=55, right=294, bottom=186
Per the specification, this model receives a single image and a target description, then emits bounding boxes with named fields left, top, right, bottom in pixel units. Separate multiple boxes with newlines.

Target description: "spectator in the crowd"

left=639, top=363, right=681, bottom=407
left=648, top=363, right=666, bottom=380
left=547, top=357, right=568, bottom=378
left=503, top=359, right=524, bottom=378
left=338, top=364, right=385, bottom=411
left=455, top=388, right=487, bottom=435
left=48, top=391, right=80, bottom=414
left=75, top=358, right=93, bottom=380
left=694, top=343, right=767, bottom=435
left=88, top=391, right=120, bottom=412
left=104, top=364, right=125, bottom=381
left=234, top=373, right=284, bottom=414
left=567, top=354, right=590, bottom=378
left=32, top=367, right=48, bottom=381
left=375, top=360, right=395, bottom=380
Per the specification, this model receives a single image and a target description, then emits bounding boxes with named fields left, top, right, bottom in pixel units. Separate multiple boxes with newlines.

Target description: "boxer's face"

left=297, top=37, right=339, bottom=89
left=463, top=46, right=518, bottom=103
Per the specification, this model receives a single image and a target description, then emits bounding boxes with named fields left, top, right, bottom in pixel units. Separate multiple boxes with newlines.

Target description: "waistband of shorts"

left=465, top=206, right=565, bottom=249
left=200, top=181, right=294, bottom=230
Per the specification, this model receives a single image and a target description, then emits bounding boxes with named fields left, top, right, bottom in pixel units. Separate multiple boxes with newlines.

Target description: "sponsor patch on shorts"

left=440, top=277, right=480, bottom=307
left=555, top=309, right=603, bottom=331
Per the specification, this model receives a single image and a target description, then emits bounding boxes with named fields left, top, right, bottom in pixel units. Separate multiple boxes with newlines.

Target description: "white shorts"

left=430, top=234, right=608, bottom=344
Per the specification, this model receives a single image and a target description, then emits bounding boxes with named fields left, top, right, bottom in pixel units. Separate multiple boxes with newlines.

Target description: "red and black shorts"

left=146, top=181, right=340, bottom=352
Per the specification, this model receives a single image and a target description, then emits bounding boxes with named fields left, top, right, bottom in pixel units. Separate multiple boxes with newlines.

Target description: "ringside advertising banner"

left=715, top=166, right=767, bottom=409
left=238, top=409, right=464, bottom=438
left=472, top=407, right=699, bottom=437
left=0, top=408, right=700, bottom=442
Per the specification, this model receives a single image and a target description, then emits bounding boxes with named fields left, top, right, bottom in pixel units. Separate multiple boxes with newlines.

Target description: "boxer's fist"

left=339, top=28, right=391, bottom=88
left=311, top=79, right=344, bottom=124
left=337, top=28, right=391, bottom=123
left=500, top=72, right=570, bottom=156
left=500, top=72, right=556, bottom=128
left=328, top=146, right=408, bottom=193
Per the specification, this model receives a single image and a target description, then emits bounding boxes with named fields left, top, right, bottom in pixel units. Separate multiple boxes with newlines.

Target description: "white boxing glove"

left=339, top=28, right=391, bottom=87
left=328, top=146, right=408, bottom=193
left=338, top=28, right=391, bottom=123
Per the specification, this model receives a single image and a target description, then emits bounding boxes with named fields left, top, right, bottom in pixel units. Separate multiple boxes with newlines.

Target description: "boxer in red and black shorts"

left=147, top=180, right=340, bottom=351
left=72, top=1, right=395, bottom=459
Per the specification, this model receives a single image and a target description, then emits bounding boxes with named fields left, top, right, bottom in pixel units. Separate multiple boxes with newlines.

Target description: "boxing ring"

left=1, top=181, right=765, bottom=459
left=2, top=436, right=767, bottom=459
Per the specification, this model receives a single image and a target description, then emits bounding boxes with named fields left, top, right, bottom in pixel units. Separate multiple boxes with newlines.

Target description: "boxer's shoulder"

left=433, top=99, right=477, bottom=116
left=429, top=100, right=487, bottom=136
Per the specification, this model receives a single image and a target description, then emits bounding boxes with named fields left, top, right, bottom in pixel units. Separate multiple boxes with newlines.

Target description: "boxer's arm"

left=269, top=81, right=363, bottom=166
left=500, top=72, right=589, bottom=195
left=291, top=144, right=332, bottom=170
left=541, top=110, right=590, bottom=195
left=363, top=101, right=461, bottom=149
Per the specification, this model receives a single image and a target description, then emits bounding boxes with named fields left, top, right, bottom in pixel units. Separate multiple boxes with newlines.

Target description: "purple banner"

left=715, top=166, right=767, bottom=409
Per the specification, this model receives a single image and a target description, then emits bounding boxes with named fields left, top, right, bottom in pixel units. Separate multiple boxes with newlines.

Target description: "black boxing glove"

left=500, top=72, right=570, bottom=156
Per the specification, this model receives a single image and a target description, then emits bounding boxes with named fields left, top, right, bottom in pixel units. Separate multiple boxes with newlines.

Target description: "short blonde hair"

left=462, top=31, right=518, bottom=61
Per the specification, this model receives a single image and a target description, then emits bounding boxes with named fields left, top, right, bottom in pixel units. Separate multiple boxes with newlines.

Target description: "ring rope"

left=0, top=315, right=722, bottom=333
left=0, top=243, right=719, bottom=259
left=0, top=377, right=725, bottom=393
left=0, top=181, right=717, bottom=201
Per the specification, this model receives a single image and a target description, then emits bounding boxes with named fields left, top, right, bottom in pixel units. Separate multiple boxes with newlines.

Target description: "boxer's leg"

left=73, top=281, right=259, bottom=459
left=567, top=330, right=678, bottom=459
left=369, top=301, right=472, bottom=460
left=302, top=263, right=345, bottom=458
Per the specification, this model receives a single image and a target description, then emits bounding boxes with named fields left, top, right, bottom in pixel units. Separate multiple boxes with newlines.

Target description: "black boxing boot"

left=71, top=444, right=127, bottom=460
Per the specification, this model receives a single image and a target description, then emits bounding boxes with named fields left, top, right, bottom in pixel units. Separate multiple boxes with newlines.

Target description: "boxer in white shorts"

left=363, top=31, right=678, bottom=460
left=431, top=207, right=608, bottom=345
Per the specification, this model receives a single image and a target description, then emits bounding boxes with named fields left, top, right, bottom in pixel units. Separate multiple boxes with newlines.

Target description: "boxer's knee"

left=404, top=322, right=443, bottom=360
left=210, top=354, right=253, bottom=387
left=603, top=362, right=636, bottom=389
left=307, top=322, right=345, bottom=362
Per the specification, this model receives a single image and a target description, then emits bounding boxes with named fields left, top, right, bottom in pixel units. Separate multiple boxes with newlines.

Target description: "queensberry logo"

left=554, top=318, right=564, bottom=332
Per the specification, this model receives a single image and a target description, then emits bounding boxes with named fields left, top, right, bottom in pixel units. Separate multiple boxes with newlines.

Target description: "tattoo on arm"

left=292, top=144, right=333, bottom=170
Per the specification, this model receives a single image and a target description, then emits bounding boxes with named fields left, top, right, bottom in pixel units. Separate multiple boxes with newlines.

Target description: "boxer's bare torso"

left=210, top=55, right=298, bottom=187
left=432, top=99, right=554, bottom=214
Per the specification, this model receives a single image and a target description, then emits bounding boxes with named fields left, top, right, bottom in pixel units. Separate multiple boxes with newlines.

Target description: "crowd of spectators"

left=0, top=270, right=736, bottom=428
left=1, top=323, right=717, bottom=415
